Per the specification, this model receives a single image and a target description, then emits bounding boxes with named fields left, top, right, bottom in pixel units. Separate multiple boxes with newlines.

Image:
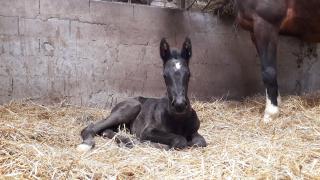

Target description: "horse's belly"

left=280, top=1, right=320, bottom=42
left=280, top=16, right=320, bottom=42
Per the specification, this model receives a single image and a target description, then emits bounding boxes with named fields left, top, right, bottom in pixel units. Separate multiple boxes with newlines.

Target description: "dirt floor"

left=1, top=94, right=320, bottom=179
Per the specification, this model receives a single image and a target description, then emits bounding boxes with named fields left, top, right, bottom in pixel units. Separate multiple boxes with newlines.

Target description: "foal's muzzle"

left=171, top=97, right=188, bottom=113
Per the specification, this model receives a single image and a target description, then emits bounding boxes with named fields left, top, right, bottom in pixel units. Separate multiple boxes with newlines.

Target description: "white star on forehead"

left=174, top=62, right=181, bottom=70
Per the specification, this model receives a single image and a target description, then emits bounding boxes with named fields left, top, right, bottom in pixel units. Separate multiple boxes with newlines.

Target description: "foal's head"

left=160, top=37, right=192, bottom=114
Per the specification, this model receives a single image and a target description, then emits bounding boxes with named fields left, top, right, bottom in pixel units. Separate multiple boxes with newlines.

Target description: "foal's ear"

left=181, top=37, right=192, bottom=62
left=160, top=38, right=171, bottom=63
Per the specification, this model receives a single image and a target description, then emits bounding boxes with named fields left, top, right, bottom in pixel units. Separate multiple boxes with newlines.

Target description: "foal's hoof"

left=77, top=143, right=92, bottom=152
left=170, top=137, right=187, bottom=149
left=123, top=141, right=134, bottom=149
left=114, top=135, right=134, bottom=149
left=189, top=139, right=207, bottom=148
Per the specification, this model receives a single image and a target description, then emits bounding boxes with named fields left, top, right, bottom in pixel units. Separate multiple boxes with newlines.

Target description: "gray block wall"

left=0, top=0, right=319, bottom=107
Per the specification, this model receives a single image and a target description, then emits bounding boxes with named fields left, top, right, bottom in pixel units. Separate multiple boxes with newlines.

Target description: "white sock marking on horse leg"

left=277, top=92, right=281, bottom=106
left=263, top=90, right=280, bottom=123
left=77, top=143, right=92, bottom=152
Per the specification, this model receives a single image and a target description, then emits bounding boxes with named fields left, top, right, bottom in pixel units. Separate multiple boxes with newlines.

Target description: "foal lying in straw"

left=78, top=38, right=207, bottom=152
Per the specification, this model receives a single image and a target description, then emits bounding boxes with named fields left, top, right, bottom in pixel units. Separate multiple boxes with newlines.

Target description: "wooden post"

left=181, top=0, right=185, bottom=9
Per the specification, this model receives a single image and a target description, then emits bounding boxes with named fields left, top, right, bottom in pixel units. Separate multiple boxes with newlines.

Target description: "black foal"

left=77, top=37, right=206, bottom=152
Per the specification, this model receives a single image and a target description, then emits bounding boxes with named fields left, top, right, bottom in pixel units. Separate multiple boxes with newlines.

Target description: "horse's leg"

left=141, top=128, right=188, bottom=149
left=187, top=132, right=207, bottom=147
left=101, top=129, right=136, bottom=148
left=252, top=17, right=281, bottom=123
left=77, top=99, right=141, bottom=152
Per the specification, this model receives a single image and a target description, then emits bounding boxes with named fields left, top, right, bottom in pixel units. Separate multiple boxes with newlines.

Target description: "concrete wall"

left=0, top=0, right=319, bottom=107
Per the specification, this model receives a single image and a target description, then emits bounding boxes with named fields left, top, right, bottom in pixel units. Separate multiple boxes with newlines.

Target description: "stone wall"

left=0, top=0, right=319, bottom=107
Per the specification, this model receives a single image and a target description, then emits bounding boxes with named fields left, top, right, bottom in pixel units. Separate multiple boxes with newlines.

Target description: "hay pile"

left=1, top=94, right=320, bottom=179
left=187, top=0, right=235, bottom=16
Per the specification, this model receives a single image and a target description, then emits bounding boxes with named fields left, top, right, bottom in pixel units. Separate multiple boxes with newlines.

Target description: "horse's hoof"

left=192, top=140, right=207, bottom=148
left=263, top=109, right=279, bottom=123
left=124, top=141, right=134, bottom=149
left=263, top=99, right=280, bottom=123
left=263, top=115, right=272, bottom=124
left=170, top=136, right=187, bottom=149
left=77, top=143, right=92, bottom=152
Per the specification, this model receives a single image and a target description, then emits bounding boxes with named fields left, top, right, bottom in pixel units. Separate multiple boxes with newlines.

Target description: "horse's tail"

left=77, top=123, right=96, bottom=152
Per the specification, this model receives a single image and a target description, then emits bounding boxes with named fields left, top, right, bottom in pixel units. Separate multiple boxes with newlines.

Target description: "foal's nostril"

left=176, top=104, right=186, bottom=112
left=174, top=100, right=187, bottom=112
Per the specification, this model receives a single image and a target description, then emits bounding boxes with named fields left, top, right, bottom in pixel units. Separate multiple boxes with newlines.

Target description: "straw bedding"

left=1, top=94, right=320, bottom=179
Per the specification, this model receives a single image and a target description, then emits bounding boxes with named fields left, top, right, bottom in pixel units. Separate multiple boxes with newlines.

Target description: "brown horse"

left=235, top=0, right=320, bottom=122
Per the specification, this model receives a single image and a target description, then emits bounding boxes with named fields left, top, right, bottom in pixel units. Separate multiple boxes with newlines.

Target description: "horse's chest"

left=166, top=118, right=193, bottom=136
left=168, top=122, right=184, bottom=135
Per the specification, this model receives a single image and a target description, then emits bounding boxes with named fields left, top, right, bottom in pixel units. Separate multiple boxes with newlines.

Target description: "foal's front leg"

left=188, top=132, right=206, bottom=147
left=141, top=128, right=188, bottom=149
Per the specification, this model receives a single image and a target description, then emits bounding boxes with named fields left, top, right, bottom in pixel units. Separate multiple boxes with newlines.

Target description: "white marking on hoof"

left=77, top=144, right=92, bottom=152
left=263, top=90, right=280, bottom=123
